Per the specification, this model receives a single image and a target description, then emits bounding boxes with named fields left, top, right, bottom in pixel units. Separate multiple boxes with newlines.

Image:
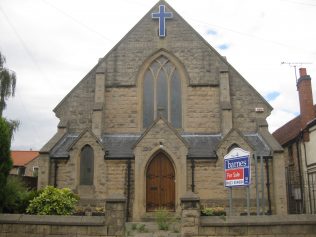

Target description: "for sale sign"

left=224, top=148, right=250, bottom=187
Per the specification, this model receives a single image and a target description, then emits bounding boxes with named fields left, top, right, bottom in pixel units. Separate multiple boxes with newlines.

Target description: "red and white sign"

left=224, top=148, right=251, bottom=187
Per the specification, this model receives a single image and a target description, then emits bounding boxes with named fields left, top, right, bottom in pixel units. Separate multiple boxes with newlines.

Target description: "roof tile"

left=11, top=151, right=39, bottom=166
left=273, top=105, right=316, bottom=145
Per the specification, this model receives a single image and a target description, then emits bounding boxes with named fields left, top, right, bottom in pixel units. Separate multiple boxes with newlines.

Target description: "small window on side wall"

left=32, top=166, right=39, bottom=177
left=80, top=145, right=94, bottom=185
left=17, top=167, right=26, bottom=176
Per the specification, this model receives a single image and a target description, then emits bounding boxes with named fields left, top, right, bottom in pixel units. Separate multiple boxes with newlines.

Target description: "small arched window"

left=227, top=143, right=240, bottom=153
left=80, top=145, right=94, bottom=185
left=143, top=56, right=182, bottom=128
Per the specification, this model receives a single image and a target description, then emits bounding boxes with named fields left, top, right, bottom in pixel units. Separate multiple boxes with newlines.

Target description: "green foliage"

left=2, top=176, right=39, bottom=213
left=155, top=207, right=174, bottom=231
left=0, top=52, right=16, bottom=117
left=137, top=224, right=147, bottom=233
left=201, top=206, right=226, bottom=216
left=131, top=223, right=137, bottom=230
left=0, top=117, right=12, bottom=212
left=27, top=186, right=79, bottom=215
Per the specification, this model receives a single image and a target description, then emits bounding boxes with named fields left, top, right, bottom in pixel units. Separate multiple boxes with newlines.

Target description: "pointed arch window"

left=143, top=56, right=182, bottom=128
left=80, top=145, right=94, bottom=185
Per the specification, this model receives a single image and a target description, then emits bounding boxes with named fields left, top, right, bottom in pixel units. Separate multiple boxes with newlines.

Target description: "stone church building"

left=38, top=0, right=287, bottom=219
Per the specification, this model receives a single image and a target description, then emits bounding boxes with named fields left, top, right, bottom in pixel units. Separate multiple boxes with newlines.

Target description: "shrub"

left=2, top=176, right=38, bottom=213
left=201, top=206, right=226, bottom=216
left=155, top=207, right=174, bottom=230
left=26, top=186, right=79, bottom=215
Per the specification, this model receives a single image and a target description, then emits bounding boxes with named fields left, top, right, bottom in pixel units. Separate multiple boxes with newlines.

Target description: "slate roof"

left=102, top=134, right=140, bottom=158
left=50, top=132, right=271, bottom=159
left=11, top=151, right=39, bottom=166
left=182, top=134, right=221, bottom=158
left=244, top=133, right=271, bottom=157
left=273, top=104, right=316, bottom=146
left=49, top=133, right=79, bottom=158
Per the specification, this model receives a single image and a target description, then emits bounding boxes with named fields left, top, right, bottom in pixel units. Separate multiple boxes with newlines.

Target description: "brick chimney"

left=297, top=68, right=315, bottom=135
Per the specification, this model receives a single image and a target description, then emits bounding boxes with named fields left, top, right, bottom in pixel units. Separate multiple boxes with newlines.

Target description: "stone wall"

left=186, top=86, right=220, bottom=133
left=2, top=214, right=316, bottom=237
left=0, top=215, right=107, bottom=237
left=99, top=3, right=225, bottom=87
left=105, top=160, right=128, bottom=196
left=198, top=215, right=316, bottom=237
left=0, top=196, right=126, bottom=237
left=104, top=87, right=138, bottom=133
left=230, top=70, right=270, bottom=133
left=54, top=72, right=96, bottom=132
left=52, top=2, right=272, bottom=135
left=180, top=193, right=316, bottom=237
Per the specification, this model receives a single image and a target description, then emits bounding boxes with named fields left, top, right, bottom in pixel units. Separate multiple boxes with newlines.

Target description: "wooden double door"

left=146, top=153, right=175, bottom=211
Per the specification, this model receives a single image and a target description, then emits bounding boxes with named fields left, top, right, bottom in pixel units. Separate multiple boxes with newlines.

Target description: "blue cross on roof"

left=152, top=5, right=173, bottom=38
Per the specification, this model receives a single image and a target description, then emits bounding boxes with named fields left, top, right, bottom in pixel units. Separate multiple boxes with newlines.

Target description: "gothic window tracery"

left=143, top=56, right=182, bottom=128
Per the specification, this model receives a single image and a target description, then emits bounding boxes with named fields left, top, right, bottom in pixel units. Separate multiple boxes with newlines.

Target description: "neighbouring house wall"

left=304, top=124, right=316, bottom=166
left=10, top=157, right=39, bottom=177
left=25, top=157, right=39, bottom=177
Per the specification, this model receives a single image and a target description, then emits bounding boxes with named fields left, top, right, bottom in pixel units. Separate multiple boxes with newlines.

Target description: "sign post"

left=224, top=148, right=251, bottom=215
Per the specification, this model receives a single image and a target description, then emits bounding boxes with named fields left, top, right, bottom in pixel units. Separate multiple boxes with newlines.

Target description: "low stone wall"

left=199, top=215, right=316, bottom=237
left=180, top=193, right=316, bottom=237
left=0, top=194, right=126, bottom=237
left=0, top=214, right=108, bottom=237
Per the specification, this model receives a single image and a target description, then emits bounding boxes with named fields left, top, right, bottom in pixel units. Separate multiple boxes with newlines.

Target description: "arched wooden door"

left=146, top=152, right=175, bottom=211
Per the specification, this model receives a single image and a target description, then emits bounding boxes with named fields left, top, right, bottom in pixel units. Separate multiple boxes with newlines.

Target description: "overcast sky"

left=1, top=0, right=316, bottom=150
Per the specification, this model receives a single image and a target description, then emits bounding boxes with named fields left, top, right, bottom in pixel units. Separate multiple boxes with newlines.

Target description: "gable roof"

left=216, top=129, right=255, bottom=152
left=66, top=128, right=104, bottom=152
left=273, top=104, right=316, bottom=146
left=133, top=116, right=189, bottom=148
left=11, top=151, right=39, bottom=167
left=54, top=0, right=272, bottom=113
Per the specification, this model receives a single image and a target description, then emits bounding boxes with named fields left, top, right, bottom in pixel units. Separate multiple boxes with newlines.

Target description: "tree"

left=0, top=117, right=13, bottom=212
left=0, top=52, right=16, bottom=117
left=0, top=52, right=18, bottom=212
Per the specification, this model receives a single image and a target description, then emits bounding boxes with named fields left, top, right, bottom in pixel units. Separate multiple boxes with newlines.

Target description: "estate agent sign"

left=224, top=148, right=251, bottom=187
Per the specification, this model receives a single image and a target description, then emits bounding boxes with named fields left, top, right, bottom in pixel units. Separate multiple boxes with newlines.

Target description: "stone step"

left=125, top=221, right=181, bottom=237
left=131, top=232, right=180, bottom=237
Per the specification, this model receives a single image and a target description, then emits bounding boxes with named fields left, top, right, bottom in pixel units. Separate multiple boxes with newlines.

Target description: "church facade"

left=38, top=0, right=287, bottom=219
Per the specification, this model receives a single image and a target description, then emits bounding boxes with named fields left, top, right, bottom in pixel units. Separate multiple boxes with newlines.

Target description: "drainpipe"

left=296, top=138, right=305, bottom=213
left=54, top=159, right=58, bottom=187
left=191, top=158, right=195, bottom=192
left=126, top=158, right=132, bottom=221
left=264, top=157, right=272, bottom=215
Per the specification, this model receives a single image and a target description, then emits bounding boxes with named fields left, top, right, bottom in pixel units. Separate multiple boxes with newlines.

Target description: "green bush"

left=2, top=176, right=38, bottom=213
left=155, top=207, right=174, bottom=230
left=201, top=206, right=226, bottom=216
left=26, top=186, right=79, bottom=215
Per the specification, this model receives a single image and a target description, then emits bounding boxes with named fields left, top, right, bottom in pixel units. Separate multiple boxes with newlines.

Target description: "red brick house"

left=273, top=68, right=316, bottom=214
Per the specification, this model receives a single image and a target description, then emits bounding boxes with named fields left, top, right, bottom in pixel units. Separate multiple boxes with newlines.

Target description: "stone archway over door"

left=146, top=152, right=175, bottom=211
